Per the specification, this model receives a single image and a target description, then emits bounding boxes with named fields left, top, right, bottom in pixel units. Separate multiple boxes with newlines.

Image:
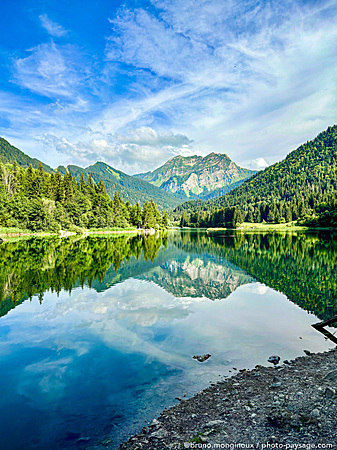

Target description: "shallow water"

left=0, top=230, right=336, bottom=448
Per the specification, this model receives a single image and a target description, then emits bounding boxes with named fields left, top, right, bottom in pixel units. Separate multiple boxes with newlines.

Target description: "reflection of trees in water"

left=171, top=230, right=337, bottom=323
left=0, top=233, right=168, bottom=317
left=1, top=230, right=336, bottom=324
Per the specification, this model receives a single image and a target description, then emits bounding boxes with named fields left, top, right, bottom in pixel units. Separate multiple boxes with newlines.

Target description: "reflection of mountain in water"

left=1, top=230, right=337, bottom=323
left=172, top=231, right=337, bottom=323
left=139, top=256, right=254, bottom=300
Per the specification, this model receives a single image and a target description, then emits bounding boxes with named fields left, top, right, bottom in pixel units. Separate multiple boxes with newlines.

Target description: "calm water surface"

left=0, top=230, right=336, bottom=449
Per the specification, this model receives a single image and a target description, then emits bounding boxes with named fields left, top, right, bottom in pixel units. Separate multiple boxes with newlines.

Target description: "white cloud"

left=246, top=157, right=269, bottom=170
left=13, top=42, right=81, bottom=98
left=39, top=14, right=68, bottom=37
left=38, top=131, right=195, bottom=174
left=116, top=127, right=192, bottom=147
left=3, top=0, right=337, bottom=173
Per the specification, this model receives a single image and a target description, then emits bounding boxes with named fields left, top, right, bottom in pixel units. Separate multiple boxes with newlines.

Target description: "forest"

left=0, top=161, right=168, bottom=232
left=174, top=125, right=337, bottom=228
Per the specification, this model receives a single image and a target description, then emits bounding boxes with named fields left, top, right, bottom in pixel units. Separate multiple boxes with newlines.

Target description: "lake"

left=0, top=230, right=336, bottom=449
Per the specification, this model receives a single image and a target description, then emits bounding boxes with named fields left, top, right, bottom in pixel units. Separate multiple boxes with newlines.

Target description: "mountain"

left=58, top=161, right=182, bottom=210
left=174, top=125, right=337, bottom=224
left=0, top=136, right=181, bottom=210
left=0, top=137, right=53, bottom=173
left=135, top=153, right=256, bottom=200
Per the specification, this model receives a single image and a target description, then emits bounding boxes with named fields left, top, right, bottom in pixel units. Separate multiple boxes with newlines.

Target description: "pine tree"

left=79, top=173, right=86, bottom=191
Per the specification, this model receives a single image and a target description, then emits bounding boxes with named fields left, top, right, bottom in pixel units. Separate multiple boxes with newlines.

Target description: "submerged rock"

left=193, top=354, right=211, bottom=362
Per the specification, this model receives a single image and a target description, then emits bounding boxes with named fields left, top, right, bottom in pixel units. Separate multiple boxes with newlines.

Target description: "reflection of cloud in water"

left=18, top=357, right=73, bottom=404
left=245, top=283, right=270, bottom=295
left=5, top=279, right=333, bottom=382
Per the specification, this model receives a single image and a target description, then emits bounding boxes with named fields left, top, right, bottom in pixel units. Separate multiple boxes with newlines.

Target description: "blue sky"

left=1, top=0, right=337, bottom=174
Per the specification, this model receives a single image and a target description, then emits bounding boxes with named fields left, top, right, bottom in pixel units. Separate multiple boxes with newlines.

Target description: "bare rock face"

left=136, top=153, right=256, bottom=200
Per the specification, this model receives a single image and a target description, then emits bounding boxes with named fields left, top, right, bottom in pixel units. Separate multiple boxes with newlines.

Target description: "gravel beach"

left=119, top=347, right=337, bottom=450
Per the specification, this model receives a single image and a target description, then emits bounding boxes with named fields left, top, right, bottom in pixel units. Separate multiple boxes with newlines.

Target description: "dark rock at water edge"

left=268, top=355, right=281, bottom=365
left=193, top=354, right=211, bottom=362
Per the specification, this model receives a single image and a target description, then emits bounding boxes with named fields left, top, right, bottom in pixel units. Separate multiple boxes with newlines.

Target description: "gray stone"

left=324, top=370, right=337, bottom=382
left=303, top=350, right=312, bottom=356
left=325, top=387, right=336, bottom=399
left=151, top=429, right=168, bottom=439
left=205, top=420, right=225, bottom=427
left=311, top=409, right=320, bottom=417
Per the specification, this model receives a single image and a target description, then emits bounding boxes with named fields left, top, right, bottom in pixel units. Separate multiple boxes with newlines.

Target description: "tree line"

left=0, top=161, right=168, bottom=231
left=174, top=125, right=337, bottom=228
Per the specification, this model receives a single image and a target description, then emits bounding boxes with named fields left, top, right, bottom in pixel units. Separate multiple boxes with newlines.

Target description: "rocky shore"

left=120, top=348, right=337, bottom=450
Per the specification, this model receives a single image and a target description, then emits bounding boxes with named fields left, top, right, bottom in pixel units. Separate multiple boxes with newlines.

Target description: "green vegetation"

left=0, top=136, right=182, bottom=210
left=135, top=152, right=256, bottom=200
left=179, top=206, right=242, bottom=228
left=0, top=161, right=168, bottom=232
left=0, top=137, right=53, bottom=172
left=174, top=126, right=337, bottom=229
left=58, top=161, right=182, bottom=210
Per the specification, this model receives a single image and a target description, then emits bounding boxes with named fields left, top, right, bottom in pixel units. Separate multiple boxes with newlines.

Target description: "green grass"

left=238, top=221, right=310, bottom=231
left=88, top=226, right=138, bottom=232
left=0, top=226, right=33, bottom=234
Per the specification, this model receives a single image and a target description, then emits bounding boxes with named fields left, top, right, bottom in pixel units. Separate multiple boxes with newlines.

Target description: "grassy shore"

left=0, top=226, right=166, bottom=241
left=206, top=221, right=332, bottom=232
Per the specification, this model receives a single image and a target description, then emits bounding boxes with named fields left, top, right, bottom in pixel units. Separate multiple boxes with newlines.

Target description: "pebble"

left=325, top=387, right=336, bottom=399
left=311, top=409, right=320, bottom=417
left=324, top=370, right=337, bottom=382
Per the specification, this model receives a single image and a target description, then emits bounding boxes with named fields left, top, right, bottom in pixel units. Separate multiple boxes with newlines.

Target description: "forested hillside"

left=174, top=126, right=337, bottom=228
left=0, top=162, right=168, bottom=231
left=0, top=137, right=181, bottom=211
left=58, top=161, right=181, bottom=210
left=0, top=137, right=53, bottom=173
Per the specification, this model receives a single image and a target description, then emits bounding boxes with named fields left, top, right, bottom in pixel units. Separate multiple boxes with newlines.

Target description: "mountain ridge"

left=135, top=152, right=256, bottom=200
left=0, top=136, right=181, bottom=210
left=173, top=124, right=337, bottom=227
left=0, top=137, right=53, bottom=173
left=58, top=161, right=182, bottom=210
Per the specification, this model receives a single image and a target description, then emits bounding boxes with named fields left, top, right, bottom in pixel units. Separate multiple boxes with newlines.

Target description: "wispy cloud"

left=38, top=129, right=195, bottom=174
left=39, top=14, right=68, bottom=37
left=2, top=0, right=337, bottom=173
left=117, top=127, right=193, bottom=147
left=13, top=42, right=82, bottom=98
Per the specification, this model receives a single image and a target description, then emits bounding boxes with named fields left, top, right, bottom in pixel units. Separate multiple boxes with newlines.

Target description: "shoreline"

left=118, top=348, right=337, bottom=449
left=0, top=228, right=163, bottom=241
